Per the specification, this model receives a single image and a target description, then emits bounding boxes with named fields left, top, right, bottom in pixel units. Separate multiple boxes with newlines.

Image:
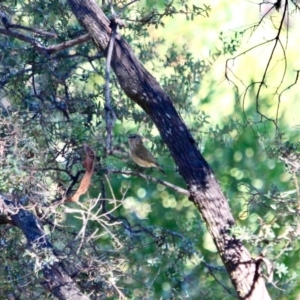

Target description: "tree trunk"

left=0, top=195, right=90, bottom=300
left=66, top=1, right=271, bottom=298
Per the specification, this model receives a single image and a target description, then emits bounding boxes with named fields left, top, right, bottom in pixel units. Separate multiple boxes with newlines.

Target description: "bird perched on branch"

left=128, top=133, right=165, bottom=175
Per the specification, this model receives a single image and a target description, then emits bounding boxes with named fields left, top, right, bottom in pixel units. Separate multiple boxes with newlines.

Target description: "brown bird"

left=128, top=133, right=165, bottom=175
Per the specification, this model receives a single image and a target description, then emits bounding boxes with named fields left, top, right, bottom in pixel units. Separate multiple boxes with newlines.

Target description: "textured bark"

left=0, top=195, right=90, bottom=300
left=66, top=1, right=271, bottom=299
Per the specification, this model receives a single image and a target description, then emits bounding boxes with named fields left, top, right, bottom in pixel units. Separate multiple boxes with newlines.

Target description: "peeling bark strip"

left=0, top=195, right=90, bottom=300
left=67, top=144, right=96, bottom=202
left=67, top=1, right=271, bottom=299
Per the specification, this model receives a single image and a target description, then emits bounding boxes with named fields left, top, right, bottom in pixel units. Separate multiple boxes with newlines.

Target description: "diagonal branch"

left=46, top=33, right=91, bottom=54
left=104, top=14, right=117, bottom=155
left=66, top=1, right=271, bottom=299
left=8, top=24, right=57, bottom=38
left=0, top=27, right=91, bottom=55
left=0, top=194, right=90, bottom=300
left=110, top=169, right=189, bottom=196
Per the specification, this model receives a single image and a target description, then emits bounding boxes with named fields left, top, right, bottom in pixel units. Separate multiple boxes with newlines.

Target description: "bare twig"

left=119, top=0, right=139, bottom=16
left=104, top=10, right=117, bottom=155
left=277, top=70, right=299, bottom=124
left=0, top=27, right=91, bottom=55
left=110, top=169, right=190, bottom=197
left=0, top=10, right=56, bottom=37
left=45, top=33, right=91, bottom=54
left=0, top=28, right=46, bottom=53
left=8, top=24, right=57, bottom=38
left=255, top=0, right=289, bottom=116
left=202, top=261, right=234, bottom=296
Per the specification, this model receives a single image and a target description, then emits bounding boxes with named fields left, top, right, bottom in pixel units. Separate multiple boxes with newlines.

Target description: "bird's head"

left=128, top=133, right=143, bottom=148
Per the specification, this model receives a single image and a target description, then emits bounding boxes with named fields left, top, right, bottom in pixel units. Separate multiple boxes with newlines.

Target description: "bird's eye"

left=128, top=134, right=137, bottom=139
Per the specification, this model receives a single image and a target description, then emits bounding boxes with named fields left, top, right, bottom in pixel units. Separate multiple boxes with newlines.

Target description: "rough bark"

left=0, top=195, right=90, bottom=300
left=66, top=1, right=271, bottom=299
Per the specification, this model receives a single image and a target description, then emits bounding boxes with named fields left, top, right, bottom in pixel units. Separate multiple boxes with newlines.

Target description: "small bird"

left=128, top=133, right=165, bottom=175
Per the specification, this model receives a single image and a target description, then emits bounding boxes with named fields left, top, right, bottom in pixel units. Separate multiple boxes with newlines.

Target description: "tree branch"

left=0, top=27, right=91, bottom=55
left=110, top=169, right=189, bottom=197
left=66, top=1, right=271, bottom=299
left=8, top=24, right=57, bottom=38
left=104, top=14, right=117, bottom=154
left=0, top=194, right=90, bottom=300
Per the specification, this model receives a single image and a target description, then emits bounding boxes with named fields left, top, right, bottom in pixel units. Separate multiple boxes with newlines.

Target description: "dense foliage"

left=0, top=0, right=300, bottom=299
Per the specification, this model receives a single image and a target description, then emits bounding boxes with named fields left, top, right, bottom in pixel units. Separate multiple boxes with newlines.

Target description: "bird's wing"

left=135, top=147, right=157, bottom=163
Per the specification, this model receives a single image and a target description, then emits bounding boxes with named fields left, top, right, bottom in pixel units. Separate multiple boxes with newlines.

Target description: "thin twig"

left=104, top=12, right=117, bottom=155
left=45, top=34, right=91, bottom=54
left=119, top=0, right=139, bottom=16
left=9, top=24, right=57, bottom=38
left=0, top=28, right=46, bottom=53
left=202, top=261, right=235, bottom=296
left=0, top=28, right=91, bottom=55
left=110, top=169, right=190, bottom=197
